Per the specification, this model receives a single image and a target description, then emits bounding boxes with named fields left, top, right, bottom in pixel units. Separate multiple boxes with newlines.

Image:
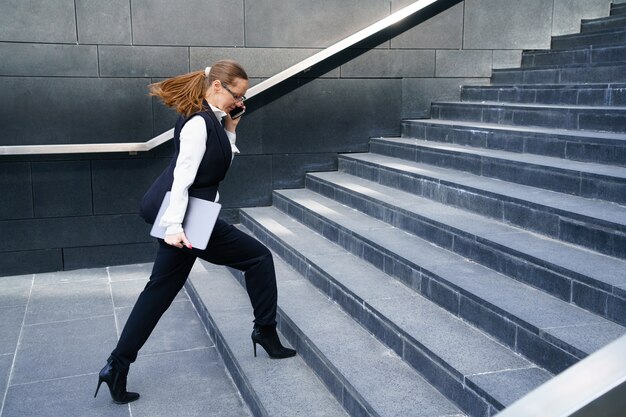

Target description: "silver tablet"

left=150, top=191, right=221, bottom=250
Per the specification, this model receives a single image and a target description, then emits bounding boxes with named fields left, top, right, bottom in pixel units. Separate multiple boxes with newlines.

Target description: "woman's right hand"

left=164, top=232, right=192, bottom=249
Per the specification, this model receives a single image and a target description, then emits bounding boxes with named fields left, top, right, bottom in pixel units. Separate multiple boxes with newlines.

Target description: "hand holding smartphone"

left=229, top=103, right=246, bottom=120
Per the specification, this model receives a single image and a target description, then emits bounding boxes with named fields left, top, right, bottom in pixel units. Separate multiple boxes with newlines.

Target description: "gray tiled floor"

left=0, top=263, right=251, bottom=417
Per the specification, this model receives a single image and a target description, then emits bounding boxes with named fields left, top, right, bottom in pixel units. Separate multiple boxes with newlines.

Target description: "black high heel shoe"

left=251, top=324, right=296, bottom=359
left=94, top=357, right=140, bottom=404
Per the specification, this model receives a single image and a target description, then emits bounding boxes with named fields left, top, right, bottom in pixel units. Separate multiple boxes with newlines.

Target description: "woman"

left=94, top=60, right=296, bottom=405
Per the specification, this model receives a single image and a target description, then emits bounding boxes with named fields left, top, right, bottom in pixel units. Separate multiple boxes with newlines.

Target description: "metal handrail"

left=0, top=128, right=173, bottom=156
left=495, top=333, right=626, bottom=417
left=1, top=0, right=441, bottom=156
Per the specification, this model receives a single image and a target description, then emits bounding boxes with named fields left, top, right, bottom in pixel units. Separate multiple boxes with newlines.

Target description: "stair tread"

left=310, top=166, right=626, bottom=289
left=240, top=209, right=553, bottom=408
left=582, top=14, right=626, bottom=24
left=495, top=60, right=626, bottom=71
left=553, top=26, right=626, bottom=40
left=464, top=82, right=626, bottom=89
left=375, top=136, right=626, bottom=180
left=551, top=28, right=626, bottom=49
left=404, top=119, right=626, bottom=144
left=272, top=188, right=626, bottom=355
left=434, top=100, right=626, bottom=111
left=344, top=150, right=626, bottom=229
left=525, top=41, right=626, bottom=54
left=214, top=232, right=466, bottom=417
left=186, top=262, right=348, bottom=417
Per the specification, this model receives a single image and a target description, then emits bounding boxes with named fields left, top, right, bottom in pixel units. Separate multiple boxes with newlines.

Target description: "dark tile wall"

left=75, top=0, right=132, bottom=44
left=0, top=0, right=612, bottom=275
left=0, top=162, right=33, bottom=220
left=31, top=161, right=93, bottom=218
left=0, top=78, right=154, bottom=146
left=244, top=0, right=390, bottom=48
left=0, top=0, right=77, bottom=43
left=131, top=0, right=245, bottom=46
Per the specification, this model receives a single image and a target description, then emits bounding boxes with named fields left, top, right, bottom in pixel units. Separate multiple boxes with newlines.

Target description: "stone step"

left=611, top=2, right=626, bottom=17
left=267, top=188, right=626, bottom=374
left=492, top=62, right=626, bottom=85
left=551, top=27, right=626, bottom=49
left=240, top=208, right=552, bottom=415
left=401, top=118, right=626, bottom=166
left=205, top=235, right=468, bottom=417
left=184, top=261, right=349, bottom=417
left=581, top=14, right=626, bottom=33
left=342, top=146, right=626, bottom=255
left=309, top=164, right=626, bottom=325
left=521, top=43, right=626, bottom=68
left=368, top=136, right=626, bottom=205
left=430, top=101, right=626, bottom=134
left=461, top=83, right=626, bottom=107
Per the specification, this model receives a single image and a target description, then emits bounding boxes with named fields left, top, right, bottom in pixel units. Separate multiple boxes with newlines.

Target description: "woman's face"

left=210, top=77, right=249, bottom=113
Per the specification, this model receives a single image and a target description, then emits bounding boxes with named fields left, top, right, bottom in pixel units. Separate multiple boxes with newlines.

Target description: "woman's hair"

left=149, top=59, right=248, bottom=117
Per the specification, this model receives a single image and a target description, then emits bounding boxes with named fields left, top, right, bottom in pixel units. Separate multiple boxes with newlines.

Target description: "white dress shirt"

left=159, top=104, right=240, bottom=236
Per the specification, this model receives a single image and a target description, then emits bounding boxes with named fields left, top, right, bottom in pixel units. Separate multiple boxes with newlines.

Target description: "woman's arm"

left=159, top=115, right=208, bottom=247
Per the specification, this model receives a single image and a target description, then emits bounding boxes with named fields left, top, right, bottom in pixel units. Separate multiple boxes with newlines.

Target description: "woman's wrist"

left=165, top=224, right=184, bottom=235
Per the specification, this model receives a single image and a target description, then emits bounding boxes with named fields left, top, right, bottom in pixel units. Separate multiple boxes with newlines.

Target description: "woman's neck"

left=204, top=95, right=222, bottom=111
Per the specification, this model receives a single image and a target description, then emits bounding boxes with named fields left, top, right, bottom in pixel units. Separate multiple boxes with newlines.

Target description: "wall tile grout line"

left=0, top=274, right=34, bottom=417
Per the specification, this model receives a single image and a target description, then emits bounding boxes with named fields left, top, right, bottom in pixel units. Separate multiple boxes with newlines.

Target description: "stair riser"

left=551, top=30, right=626, bottom=49
left=611, top=3, right=626, bottom=16
left=373, top=138, right=626, bottom=208
left=581, top=17, right=626, bottom=33
left=431, top=103, right=626, bottom=134
left=221, top=265, right=378, bottom=417
left=492, top=65, right=626, bottom=84
left=239, top=212, right=496, bottom=417
left=310, top=168, right=626, bottom=327
left=402, top=121, right=626, bottom=166
left=267, top=192, right=581, bottom=375
left=521, top=45, right=626, bottom=68
left=341, top=152, right=626, bottom=259
left=462, top=85, right=626, bottom=107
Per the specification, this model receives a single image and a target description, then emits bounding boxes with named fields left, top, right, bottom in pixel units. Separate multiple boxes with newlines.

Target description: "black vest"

left=139, top=102, right=233, bottom=224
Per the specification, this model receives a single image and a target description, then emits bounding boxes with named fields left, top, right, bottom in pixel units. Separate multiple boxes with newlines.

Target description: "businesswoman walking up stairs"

left=94, top=60, right=296, bottom=405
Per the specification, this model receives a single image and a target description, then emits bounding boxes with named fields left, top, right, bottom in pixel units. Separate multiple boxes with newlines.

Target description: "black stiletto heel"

left=94, top=357, right=140, bottom=404
left=94, top=378, right=104, bottom=397
left=251, top=324, right=296, bottom=359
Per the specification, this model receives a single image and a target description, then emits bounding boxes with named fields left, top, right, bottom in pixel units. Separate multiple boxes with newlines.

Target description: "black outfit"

left=110, top=102, right=278, bottom=370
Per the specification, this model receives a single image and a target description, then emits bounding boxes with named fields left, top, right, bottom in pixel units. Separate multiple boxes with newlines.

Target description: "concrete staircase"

left=186, top=4, right=626, bottom=417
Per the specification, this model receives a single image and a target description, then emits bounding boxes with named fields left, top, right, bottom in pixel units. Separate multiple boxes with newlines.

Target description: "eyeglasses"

left=220, top=82, right=246, bottom=103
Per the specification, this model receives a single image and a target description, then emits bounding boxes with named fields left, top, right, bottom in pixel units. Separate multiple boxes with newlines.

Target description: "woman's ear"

left=205, top=80, right=219, bottom=98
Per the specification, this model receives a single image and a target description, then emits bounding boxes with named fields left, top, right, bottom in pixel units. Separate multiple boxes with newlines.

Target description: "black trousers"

left=111, top=219, right=277, bottom=370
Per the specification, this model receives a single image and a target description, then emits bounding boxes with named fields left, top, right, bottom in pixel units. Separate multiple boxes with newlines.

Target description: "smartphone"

left=229, top=105, right=246, bottom=120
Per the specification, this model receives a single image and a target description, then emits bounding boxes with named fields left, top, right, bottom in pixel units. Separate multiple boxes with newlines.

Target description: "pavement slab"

left=0, top=264, right=250, bottom=417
